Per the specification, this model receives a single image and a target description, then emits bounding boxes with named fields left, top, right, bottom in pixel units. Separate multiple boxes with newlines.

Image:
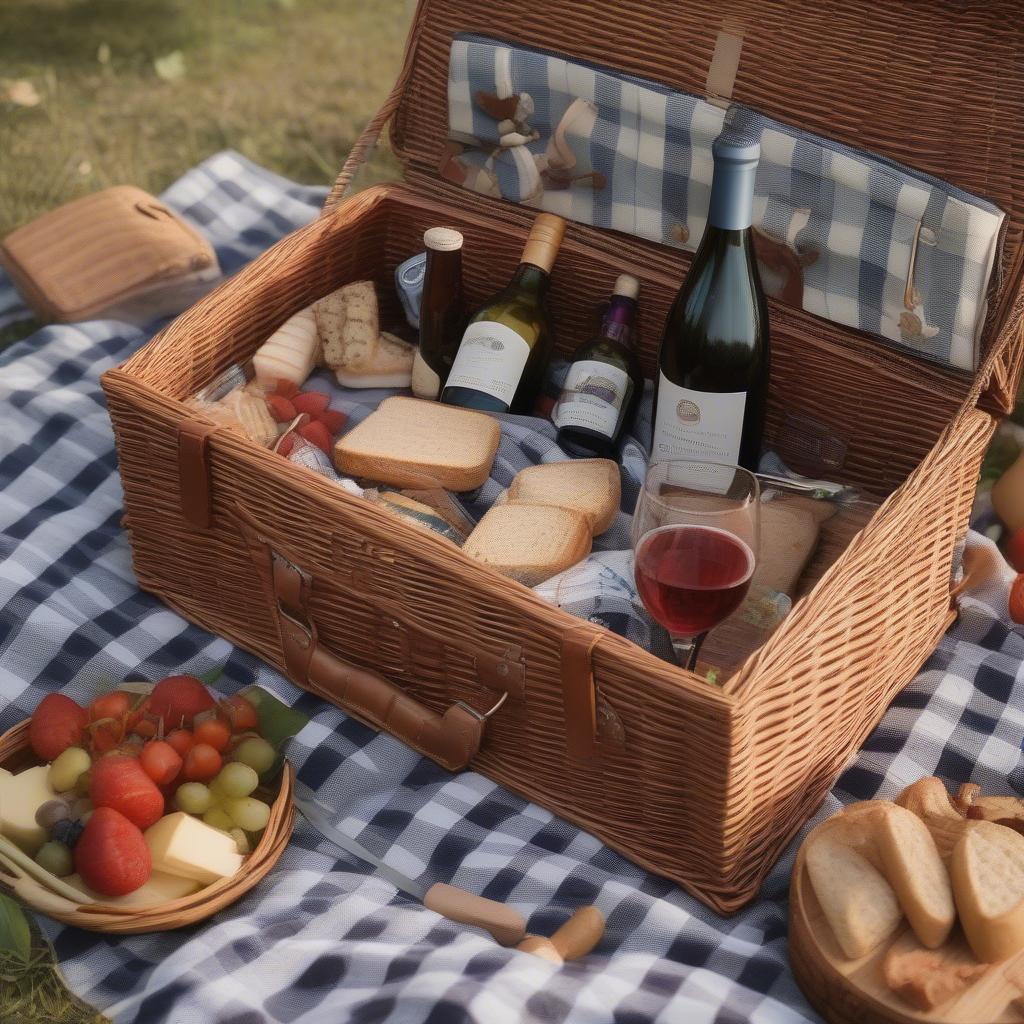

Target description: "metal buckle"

left=456, top=690, right=509, bottom=722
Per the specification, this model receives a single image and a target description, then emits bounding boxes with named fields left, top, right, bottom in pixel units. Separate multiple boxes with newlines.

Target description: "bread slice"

left=334, top=331, right=414, bottom=389
left=463, top=504, right=592, bottom=586
left=875, top=803, right=955, bottom=948
left=252, top=305, right=320, bottom=389
left=504, top=459, right=620, bottom=536
left=333, top=396, right=500, bottom=491
left=805, top=832, right=902, bottom=959
left=315, top=280, right=379, bottom=370
left=951, top=820, right=1024, bottom=962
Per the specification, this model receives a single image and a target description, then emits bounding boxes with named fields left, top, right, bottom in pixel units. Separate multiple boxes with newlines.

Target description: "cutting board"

left=789, top=816, right=1024, bottom=1024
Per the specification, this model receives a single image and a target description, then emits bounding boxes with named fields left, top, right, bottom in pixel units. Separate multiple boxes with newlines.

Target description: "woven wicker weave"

left=101, top=0, right=1024, bottom=913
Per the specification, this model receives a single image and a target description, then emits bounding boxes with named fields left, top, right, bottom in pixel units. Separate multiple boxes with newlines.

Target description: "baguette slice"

left=334, top=396, right=500, bottom=491
left=315, top=280, right=379, bottom=371
left=875, top=803, right=955, bottom=948
left=505, top=459, right=621, bottom=536
left=463, top=504, right=592, bottom=587
left=951, top=820, right=1024, bottom=962
left=252, top=305, right=320, bottom=389
left=805, top=832, right=902, bottom=959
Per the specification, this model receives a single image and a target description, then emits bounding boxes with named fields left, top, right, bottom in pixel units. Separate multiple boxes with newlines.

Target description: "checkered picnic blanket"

left=1, top=151, right=1022, bottom=1024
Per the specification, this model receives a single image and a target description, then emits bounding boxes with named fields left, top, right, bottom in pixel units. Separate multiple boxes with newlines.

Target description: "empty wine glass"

left=632, top=461, right=760, bottom=671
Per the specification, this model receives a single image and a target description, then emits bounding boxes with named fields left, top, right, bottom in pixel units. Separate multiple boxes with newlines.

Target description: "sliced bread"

left=315, top=280, right=378, bottom=370
left=252, top=305, right=320, bottom=389
left=805, top=832, right=903, bottom=959
left=875, top=803, right=955, bottom=949
left=333, top=396, right=500, bottom=491
left=951, top=819, right=1024, bottom=962
left=334, top=331, right=414, bottom=389
left=504, top=459, right=621, bottom=536
left=462, top=504, right=592, bottom=587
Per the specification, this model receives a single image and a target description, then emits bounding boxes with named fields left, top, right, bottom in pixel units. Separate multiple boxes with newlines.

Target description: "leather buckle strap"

left=177, top=419, right=220, bottom=529
left=561, top=622, right=606, bottom=760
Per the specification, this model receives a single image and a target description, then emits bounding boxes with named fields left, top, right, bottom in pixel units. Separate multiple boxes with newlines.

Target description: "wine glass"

left=632, top=461, right=760, bottom=671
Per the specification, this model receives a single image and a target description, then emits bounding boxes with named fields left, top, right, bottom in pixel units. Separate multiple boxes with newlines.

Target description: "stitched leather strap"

left=561, top=623, right=606, bottom=760
left=271, top=555, right=485, bottom=772
left=177, top=419, right=220, bottom=529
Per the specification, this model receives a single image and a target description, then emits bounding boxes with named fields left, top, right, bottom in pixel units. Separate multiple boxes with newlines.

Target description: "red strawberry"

left=298, top=420, right=331, bottom=454
left=266, top=394, right=297, bottom=423
left=292, top=391, right=330, bottom=416
left=274, top=378, right=299, bottom=399
left=91, top=755, right=165, bottom=829
left=276, top=433, right=296, bottom=457
left=74, top=807, right=151, bottom=897
left=148, top=675, right=215, bottom=729
left=29, top=694, right=88, bottom=761
left=317, top=409, right=348, bottom=434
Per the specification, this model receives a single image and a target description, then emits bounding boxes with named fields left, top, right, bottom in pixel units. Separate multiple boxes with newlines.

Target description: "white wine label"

left=652, top=373, right=746, bottom=466
left=445, top=321, right=531, bottom=406
left=553, top=359, right=630, bottom=438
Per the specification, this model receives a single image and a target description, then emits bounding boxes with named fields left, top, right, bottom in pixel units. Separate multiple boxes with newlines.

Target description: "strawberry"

left=149, top=674, right=215, bottom=729
left=74, top=807, right=151, bottom=897
left=266, top=394, right=297, bottom=423
left=292, top=391, right=330, bottom=416
left=90, top=755, right=165, bottom=829
left=276, top=433, right=296, bottom=458
left=29, top=694, right=88, bottom=761
left=298, top=420, right=331, bottom=454
left=317, top=409, right=348, bottom=435
left=274, top=378, right=299, bottom=399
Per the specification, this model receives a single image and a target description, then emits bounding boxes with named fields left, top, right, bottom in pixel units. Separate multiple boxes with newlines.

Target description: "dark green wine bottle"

left=652, top=135, right=770, bottom=471
left=441, top=213, right=565, bottom=414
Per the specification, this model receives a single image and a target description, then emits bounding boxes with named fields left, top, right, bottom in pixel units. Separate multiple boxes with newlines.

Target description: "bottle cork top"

left=521, top=213, right=566, bottom=274
left=613, top=274, right=640, bottom=300
left=423, top=227, right=464, bottom=251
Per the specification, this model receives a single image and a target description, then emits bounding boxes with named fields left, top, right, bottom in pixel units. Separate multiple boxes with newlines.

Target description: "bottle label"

left=652, top=373, right=746, bottom=466
left=553, top=360, right=631, bottom=439
left=445, top=321, right=530, bottom=406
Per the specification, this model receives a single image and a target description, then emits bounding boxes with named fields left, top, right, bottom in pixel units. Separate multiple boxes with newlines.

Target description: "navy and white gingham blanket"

left=1, top=151, right=1022, bottom=1024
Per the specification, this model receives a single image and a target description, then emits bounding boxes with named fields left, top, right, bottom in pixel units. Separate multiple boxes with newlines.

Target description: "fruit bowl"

left=0, top=719, right=294, bottom=934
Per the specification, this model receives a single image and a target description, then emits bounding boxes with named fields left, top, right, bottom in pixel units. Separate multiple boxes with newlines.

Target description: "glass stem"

left=671, top=632, right=706, bottom=673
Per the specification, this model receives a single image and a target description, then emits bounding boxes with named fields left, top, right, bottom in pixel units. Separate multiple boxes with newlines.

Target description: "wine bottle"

left=441, top=213, right=565, bottom=414
left=553, top=274, right=643, bottom=458
left=411, top=227, right=464, bottom=400
left=651, top=135, right=769, bottom=471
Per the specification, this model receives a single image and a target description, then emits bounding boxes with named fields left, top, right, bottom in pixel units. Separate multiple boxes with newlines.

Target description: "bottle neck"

left=512, top=261, right=551, bottom=296
left=707, top=157, right=756, bottom=231
left=600, top=295, right=636, bottom=346
left=424, top=247, right=462, bottom=300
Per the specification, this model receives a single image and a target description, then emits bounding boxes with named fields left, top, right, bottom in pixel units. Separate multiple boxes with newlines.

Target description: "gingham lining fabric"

left=1, top=152, right=1022, bottom=1024
left=446, top=34, right=1006, bottom=371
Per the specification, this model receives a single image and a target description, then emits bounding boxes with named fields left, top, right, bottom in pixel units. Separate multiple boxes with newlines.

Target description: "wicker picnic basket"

left=100, top=0, right=1024, bottom=913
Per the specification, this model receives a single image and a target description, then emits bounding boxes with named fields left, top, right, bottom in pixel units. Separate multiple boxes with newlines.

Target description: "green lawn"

left=0, top=0, right=410, bottom=237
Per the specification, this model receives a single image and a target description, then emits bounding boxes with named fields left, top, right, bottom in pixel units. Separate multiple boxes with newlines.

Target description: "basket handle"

left=270, top=550, right=489, bottom=772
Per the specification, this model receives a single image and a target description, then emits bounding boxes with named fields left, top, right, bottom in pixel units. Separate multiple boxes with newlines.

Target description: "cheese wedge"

left=253, top=305, right=320, bottom=389
left=144, top=812, right=243, bottom=884
left=0, top=765, right=56, bottom=854
left=951, top=820, right=1024, bottom=962
left=66, top=870, right=201, bottom=907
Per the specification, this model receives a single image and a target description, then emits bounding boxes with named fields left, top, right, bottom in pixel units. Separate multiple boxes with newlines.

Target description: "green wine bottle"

left=441, top=213, right=566, bottom=414
left=652, top=135, right=770, bottom=472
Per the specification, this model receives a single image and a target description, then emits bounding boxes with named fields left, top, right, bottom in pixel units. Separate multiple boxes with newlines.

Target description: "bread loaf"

left=463, top=504, right=592, bottom=586
left=252, top=305, right=319, bottom=388
left=504, top=459, right=620, bottom=536
left=333, top=396, right=500, bottom=491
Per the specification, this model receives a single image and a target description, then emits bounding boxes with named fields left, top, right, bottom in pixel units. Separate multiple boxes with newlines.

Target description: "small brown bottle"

left=412, top=227, right=464, bottom=400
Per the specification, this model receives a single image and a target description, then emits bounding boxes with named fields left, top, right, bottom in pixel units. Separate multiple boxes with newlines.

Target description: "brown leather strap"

left=177, top=419, right=220, bottom=529
left=561, top=623, right=605, bottom=760
left=271, top=555, right=486, bottom=771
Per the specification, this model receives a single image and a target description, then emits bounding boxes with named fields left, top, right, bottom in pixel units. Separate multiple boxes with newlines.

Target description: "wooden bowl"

left=0, top=719, right=294, bottom=933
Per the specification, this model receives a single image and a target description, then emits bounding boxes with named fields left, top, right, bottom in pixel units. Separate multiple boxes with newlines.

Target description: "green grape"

left=215, top=763, right=259, bottom=800
left=223, top=797, right=270, bottom=832
left=176, top=782, right=214, bottom=815
left=35, top=840, right=73, bottom=878
left=229, top=827, right=251, bottom=855
left=202, top=807, right=235, bottom=832
left=48, top=747, right=91, bottom=793
left=232, top=738, right=275, bottom=774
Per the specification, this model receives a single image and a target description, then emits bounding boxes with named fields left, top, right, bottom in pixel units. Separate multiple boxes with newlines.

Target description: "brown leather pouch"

left=0, top=186, right=220, bottom=324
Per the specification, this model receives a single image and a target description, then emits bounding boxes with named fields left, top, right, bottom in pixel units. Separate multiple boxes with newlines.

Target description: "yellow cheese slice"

left=0, top=765, right=56, bottom=854
left=144, top=812, right=244, bottom=884
left=66, top=870, right=202, bottom=907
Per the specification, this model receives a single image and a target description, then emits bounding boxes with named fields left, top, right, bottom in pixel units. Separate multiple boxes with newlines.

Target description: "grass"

left=0, top=0, right=412, bottom=239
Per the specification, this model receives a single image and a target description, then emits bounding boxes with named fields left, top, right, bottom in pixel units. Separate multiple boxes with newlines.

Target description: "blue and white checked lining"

left=447, top=34, right=1005, bottom=372
left=1, top=150, right=1023, bottom=1024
